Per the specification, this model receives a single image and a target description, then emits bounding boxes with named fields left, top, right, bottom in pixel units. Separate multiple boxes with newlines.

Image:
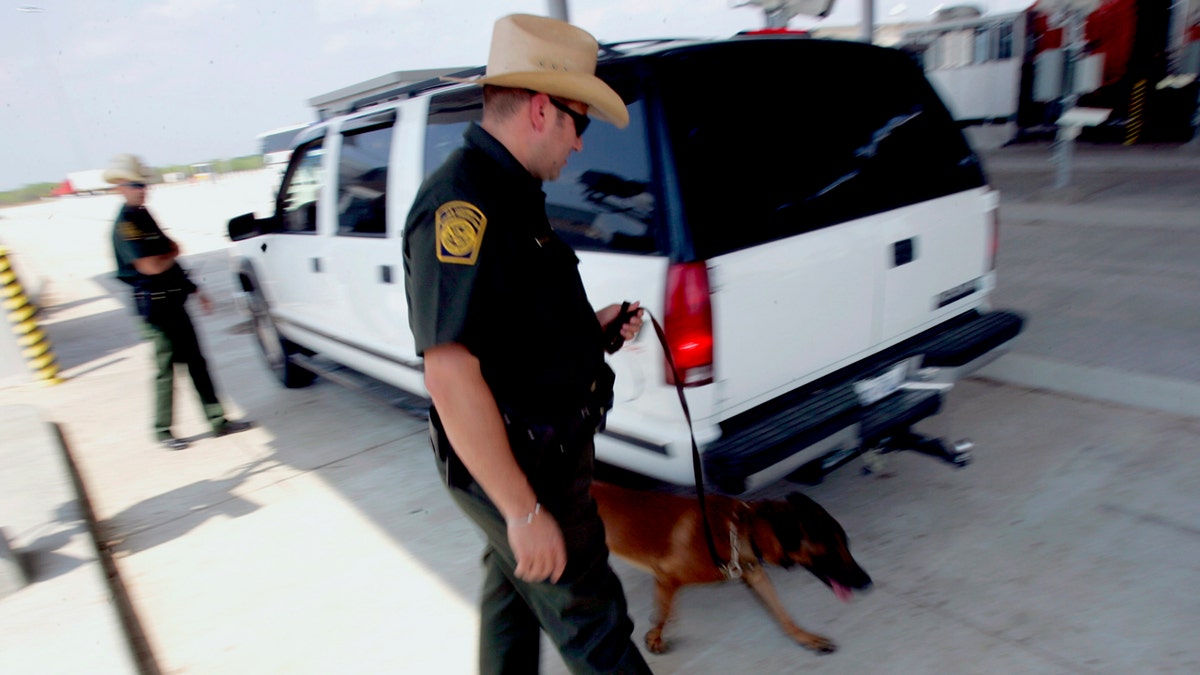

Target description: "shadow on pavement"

left=17, top=502, right=90, bottom=583
left=98, top=459, right=274, bottom=556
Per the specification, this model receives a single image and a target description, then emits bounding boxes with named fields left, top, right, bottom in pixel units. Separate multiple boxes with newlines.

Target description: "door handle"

left=893, top=238, right=915, bottom=267
left=311, top=257, right=322, bottom=273
left=380, top=265, right=394, bottom=284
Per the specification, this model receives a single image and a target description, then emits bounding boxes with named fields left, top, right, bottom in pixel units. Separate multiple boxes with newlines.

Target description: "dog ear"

left=785, top=492, right=847, bottom=543
left=751, top=499, right=815, bottom=568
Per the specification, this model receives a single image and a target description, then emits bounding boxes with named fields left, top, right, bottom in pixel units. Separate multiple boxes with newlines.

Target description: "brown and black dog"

left=592, top=481, right=872, bottom=654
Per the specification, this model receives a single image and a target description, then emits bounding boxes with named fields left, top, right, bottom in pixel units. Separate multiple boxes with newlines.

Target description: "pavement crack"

left=875, top=585, right=1101, bottom=675
left=1099, top=503, right=1200, bottom=539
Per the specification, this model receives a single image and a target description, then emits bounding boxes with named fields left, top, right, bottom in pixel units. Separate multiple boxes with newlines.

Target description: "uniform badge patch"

left=118, top=221, right=145, bottom=240
left=436, top=201, right=487, bottom=265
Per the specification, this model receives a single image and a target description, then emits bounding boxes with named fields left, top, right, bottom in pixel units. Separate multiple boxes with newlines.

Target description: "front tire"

left=249, top=292, right=315, bottom=388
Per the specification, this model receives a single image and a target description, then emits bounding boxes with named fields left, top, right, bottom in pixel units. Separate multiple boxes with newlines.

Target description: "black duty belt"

left=502, top=400, right=609, bottom=449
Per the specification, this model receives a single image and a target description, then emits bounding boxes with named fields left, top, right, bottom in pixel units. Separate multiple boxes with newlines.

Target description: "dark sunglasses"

left=121, top=182, right=147, bottom=189
left=546, top=97, right=591, bottom=137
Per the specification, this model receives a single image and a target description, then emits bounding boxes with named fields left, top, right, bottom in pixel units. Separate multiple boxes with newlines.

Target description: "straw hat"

left=445, top=14, right=629, bottom=129
left=103, top=153, right=154, bottom=185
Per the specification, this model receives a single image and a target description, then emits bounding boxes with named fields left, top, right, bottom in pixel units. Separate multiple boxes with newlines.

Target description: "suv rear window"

left=657, top=40, right=986, bottom=259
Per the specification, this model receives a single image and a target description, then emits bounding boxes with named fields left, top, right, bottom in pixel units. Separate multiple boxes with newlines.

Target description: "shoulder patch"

left=118, top=221, right=145, bottom=240
left=435, top=201, right=487, bottom=265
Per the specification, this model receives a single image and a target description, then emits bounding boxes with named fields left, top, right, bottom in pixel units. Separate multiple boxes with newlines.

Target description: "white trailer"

left=64, top=169, right=111, bottom=195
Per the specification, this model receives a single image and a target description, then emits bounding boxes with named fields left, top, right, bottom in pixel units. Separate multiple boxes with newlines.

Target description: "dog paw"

left=802, top=635, right=837, bottom=655
left=644, top=631, right=669, bottom=654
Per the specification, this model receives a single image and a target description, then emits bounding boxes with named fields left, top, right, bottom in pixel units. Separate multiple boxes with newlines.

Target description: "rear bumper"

left=916, top=309, right=1025, bottom=383
left=702, top=309, right=1023, bottom=492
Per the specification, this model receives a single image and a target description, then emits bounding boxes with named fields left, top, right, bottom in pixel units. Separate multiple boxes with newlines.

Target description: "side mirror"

left=227, top=212, right=261, bottom=242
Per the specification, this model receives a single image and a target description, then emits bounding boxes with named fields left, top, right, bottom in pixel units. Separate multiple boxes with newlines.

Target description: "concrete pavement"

left=0, top=405, right=139, bottom=674
left=978, top=141, right=1200, bottom=418
left=1, top=141, right=1198, bottom=673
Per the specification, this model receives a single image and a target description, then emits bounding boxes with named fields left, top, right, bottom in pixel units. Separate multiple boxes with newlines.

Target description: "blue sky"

left=0, top=0, right=1032, bottom=191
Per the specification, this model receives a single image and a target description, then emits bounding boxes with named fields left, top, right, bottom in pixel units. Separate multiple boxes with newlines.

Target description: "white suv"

left=228, top=35, right=1023, bottom=492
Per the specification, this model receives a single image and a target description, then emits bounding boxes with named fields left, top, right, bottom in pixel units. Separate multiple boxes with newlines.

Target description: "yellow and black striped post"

left=1124, top=79, right=1148, bottom=146
left=0, top=246, right=61, bottom=385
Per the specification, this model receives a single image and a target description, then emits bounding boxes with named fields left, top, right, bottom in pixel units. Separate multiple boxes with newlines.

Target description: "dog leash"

left=633, top=307, right=738, bottom=579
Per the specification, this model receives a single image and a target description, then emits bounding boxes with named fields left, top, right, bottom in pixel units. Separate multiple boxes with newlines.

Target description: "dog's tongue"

left=831, top=581, right=853, bottom=603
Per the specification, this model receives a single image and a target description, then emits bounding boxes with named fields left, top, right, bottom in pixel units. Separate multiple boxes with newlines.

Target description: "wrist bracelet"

left=519, top=503, right=541, bottom=525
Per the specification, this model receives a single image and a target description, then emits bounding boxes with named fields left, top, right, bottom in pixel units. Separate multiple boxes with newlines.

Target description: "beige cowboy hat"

left=445, top=13, right=629, bottom=129
left=103, top=153, right=154, bottom=185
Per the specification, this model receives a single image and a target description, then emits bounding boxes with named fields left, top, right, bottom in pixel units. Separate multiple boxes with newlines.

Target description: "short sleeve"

left=404, top=197, right=490, bottom=356
left=116, top=210, right=172, bottom=260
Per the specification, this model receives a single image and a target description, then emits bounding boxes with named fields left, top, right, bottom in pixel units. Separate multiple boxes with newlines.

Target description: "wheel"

left=248, top=291, right=315, bottom=388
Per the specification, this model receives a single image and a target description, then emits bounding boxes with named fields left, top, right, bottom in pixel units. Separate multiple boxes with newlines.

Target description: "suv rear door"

left=322, top=111, right=408, bottom=353
left=654, top=39, right=988, bottom=417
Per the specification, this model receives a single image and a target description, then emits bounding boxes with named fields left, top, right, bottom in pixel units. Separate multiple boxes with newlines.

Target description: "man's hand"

left=597, top=301, right=643, bottom=348
left=425, top=343, right=567, bottom=582
left=508, top=507, right=568, bottom=583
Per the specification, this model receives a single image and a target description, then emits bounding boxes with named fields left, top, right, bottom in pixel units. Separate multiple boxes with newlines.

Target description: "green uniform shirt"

left=112, top=203, right=192, bottom=292
left=112, top=204, right=172, bottom=284
left=403, top=123, right=608, bottom=420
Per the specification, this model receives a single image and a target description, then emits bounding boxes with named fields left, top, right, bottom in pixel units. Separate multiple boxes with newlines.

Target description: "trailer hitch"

left=861, top=430, right=974, bottom=475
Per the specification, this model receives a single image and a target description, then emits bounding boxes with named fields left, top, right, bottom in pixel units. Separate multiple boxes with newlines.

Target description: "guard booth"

left=191, top=162, right=216, bottom=182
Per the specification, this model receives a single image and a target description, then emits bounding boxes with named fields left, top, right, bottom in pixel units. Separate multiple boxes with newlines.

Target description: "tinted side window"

left=545, top=97, right=657, bottom=254
left=658, top=41, right=986, bottom=258
left=425, top=77, right=661, bottom=255
left=337, top=124, right=392, bottom=237
left=279, top=139, right=324, bottom=234
left=425, top=87, right=481, bottom=174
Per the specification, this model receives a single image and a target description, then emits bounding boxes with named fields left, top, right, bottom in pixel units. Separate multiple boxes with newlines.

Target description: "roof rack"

left=319, top=38, right=712, bottom=118
left=318, top=37, right=709, bottom=119
left=308, top=66, right=485, bottom=120
left=345, top=66, right=485, bottom=115
left=598, top=38, right=693, bottom=57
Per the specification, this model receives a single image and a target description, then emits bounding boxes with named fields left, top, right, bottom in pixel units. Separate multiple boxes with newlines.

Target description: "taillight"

left=663, top=261, right=713, bottom=387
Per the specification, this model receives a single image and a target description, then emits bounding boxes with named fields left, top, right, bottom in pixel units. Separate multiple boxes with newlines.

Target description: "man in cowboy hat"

left=106, top=153, right=252, bottom=451
left=403, top=13, right=650, bottom=674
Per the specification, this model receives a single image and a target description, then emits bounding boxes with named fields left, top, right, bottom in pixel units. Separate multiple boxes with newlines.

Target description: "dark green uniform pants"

left=433, top=426, right=651, bottom=674
left=141, top=306, right=225, bottom=439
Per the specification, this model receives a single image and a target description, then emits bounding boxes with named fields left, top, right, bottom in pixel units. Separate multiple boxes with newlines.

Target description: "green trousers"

left=432, top=423, right=651, bottom=675
left=141, top=306, right=226, bottom=439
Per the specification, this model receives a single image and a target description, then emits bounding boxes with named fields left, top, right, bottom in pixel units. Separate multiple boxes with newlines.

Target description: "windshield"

left=658, top=40, right=986, bottom=259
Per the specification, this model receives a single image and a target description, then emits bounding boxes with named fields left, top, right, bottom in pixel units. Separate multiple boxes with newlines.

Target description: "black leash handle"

left=603, top=301, right=634, bottom=354
left=635, top=308, right=727, bottom=576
